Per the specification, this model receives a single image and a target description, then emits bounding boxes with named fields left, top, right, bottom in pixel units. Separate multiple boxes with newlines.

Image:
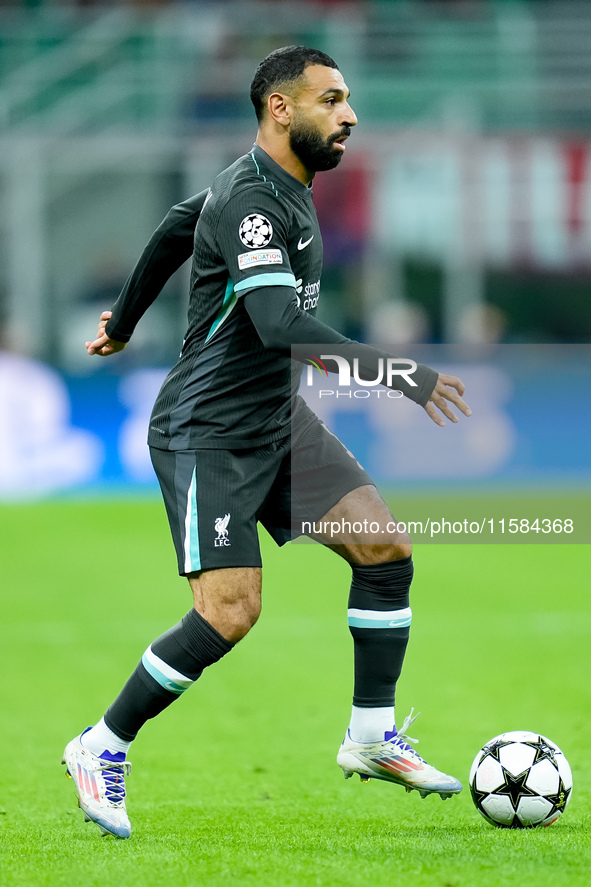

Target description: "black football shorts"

left=150, top=414, right=372, bottom=574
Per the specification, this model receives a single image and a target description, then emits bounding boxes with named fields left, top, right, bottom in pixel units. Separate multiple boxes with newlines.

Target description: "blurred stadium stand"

left=2, top=0, right=591, bottom=365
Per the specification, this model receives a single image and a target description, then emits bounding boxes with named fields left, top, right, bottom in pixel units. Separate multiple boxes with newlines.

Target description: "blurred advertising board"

left=0, top=346, right=589, bottom=501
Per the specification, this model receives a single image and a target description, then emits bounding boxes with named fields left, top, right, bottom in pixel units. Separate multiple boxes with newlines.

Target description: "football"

left=469, top=731, right=572, bottom=828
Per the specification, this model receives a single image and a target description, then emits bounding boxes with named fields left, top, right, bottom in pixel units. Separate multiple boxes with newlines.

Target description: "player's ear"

left=267, top=92, right=293, bottom=127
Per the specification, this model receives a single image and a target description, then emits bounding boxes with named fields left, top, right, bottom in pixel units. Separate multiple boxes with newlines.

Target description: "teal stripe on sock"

left=141, top=652, right=188, bottom=695
left=348, top=616, right=412, bottom=629
left=347, top=612, right=412, bottom=629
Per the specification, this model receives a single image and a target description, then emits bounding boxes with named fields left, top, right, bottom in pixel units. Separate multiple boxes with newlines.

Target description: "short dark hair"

left=250, top=45, right=339, bottom=123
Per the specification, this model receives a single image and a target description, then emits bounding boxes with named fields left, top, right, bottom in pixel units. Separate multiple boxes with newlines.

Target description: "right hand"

left=85, top=310, right=127, bottom=357
left=424, top=373, right=472, bottom=427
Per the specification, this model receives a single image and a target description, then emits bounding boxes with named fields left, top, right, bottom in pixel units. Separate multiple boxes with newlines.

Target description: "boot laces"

left=391, top=708, right=426, bottom=761
left=98, top=760, right=131, bottom=804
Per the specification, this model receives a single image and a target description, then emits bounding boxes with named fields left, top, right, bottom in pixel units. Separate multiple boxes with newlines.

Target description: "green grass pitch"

left=0, top=499, right=589, bottom=887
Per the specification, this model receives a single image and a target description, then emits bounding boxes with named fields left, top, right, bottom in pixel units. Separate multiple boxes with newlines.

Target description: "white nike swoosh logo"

left=297, top=235, right=314, bottom=250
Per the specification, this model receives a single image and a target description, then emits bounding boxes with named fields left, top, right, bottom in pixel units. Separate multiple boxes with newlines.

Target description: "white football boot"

left=62, top=730, right=132, bottom=837
left=337, top=709, right=462, bottom=800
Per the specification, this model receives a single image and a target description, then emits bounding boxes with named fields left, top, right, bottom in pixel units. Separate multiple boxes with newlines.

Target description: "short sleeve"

left=216, top=185, right=296, bottom=296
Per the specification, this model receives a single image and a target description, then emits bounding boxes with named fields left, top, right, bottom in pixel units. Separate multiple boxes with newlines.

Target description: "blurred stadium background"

left=1, top=0, right=590, bottom=497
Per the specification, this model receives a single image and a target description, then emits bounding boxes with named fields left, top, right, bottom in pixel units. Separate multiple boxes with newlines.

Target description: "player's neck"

left=255, top=133, right=314, bottom=186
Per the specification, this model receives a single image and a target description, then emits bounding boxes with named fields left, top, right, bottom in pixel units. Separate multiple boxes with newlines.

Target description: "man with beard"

left=63, top=46, right=470, bottom=839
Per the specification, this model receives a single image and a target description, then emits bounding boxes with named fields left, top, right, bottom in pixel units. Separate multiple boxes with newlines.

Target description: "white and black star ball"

left=239, top=214, right=273, bottom=248
left=469, top=731, right=573, bottom=829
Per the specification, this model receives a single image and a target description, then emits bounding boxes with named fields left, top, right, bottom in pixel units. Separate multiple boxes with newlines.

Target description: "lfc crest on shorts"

left=214, top=513, right=231, bottom=547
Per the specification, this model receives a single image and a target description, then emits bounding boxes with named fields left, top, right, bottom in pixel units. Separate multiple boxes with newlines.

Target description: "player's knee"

left=227, top=593, right=261, bottom=641
left=382, top=540, right=412, bottom=563
left=351, top=539, right=412, bottom=566
left=382, top=521, right=412, bottom=562
left=368, top=516, right=412, bottom=564
left=244, top=594, right=262, bottom=629
left=242, top=577, right=262, bottom=628
left=188, top=568, right=261, bottom=643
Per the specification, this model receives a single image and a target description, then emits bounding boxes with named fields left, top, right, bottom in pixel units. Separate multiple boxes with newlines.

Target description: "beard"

left=289, top=114, right=350, bottom=173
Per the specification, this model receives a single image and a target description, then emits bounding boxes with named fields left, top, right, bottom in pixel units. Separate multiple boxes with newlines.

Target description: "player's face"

left=289, top=65, right=357, bottom=172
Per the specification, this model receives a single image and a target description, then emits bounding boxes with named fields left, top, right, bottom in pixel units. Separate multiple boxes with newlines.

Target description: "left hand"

left=85, top=310, right=127, bottom=357
left=424, top=373, right=471, bottom=427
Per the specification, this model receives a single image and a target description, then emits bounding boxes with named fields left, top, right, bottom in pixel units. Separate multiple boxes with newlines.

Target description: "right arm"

left=86, top=190, right=209, bottom=356
left=243, top=286, right=470, bottom=427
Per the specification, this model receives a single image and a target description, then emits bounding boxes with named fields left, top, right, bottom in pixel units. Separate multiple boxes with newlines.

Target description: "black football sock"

left=103, top=609, right=234, bottom=741
left=348, top=557, right=413, bottom=718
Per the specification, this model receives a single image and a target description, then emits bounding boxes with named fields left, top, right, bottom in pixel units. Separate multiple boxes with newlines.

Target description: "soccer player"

left=63, top=46, right=471, bottom=838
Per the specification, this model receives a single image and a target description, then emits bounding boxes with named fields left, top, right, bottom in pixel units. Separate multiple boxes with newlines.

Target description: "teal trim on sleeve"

left=235, top=272, right=296, bottom=294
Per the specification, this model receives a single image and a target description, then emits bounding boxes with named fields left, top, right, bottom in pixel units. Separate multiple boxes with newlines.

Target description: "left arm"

left=87, top=190, right=209, bottom=356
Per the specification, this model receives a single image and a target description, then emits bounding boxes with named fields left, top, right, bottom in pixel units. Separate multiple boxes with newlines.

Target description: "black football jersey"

left=148, top=145, right=323, bottom=450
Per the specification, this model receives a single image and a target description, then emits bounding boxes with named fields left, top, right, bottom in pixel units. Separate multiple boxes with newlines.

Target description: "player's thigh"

left=281, top=415, right=410, bottom=564
left=311, top=484, right=412, bottom=566
left=264, top=412, right=372, bottom=544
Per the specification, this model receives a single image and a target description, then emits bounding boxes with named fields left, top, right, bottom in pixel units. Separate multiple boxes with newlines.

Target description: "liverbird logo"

left=214, top=513, right=231, bottom=547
